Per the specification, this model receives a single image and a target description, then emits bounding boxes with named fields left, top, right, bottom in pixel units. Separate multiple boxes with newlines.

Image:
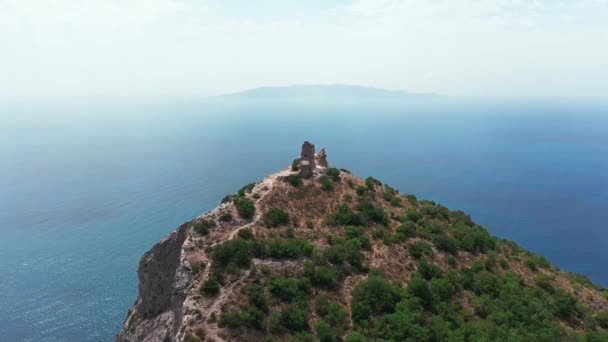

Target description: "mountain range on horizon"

left=217, top=84, right=441, bottom=101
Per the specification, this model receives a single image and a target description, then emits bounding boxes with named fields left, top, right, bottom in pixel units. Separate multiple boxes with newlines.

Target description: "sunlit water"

left=1, top=97, right=607, bottom=341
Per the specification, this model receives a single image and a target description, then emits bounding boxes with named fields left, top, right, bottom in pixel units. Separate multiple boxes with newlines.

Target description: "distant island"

left=118, top=142, right=608, bottom=342
left=217, top=84, right=441, bottom=101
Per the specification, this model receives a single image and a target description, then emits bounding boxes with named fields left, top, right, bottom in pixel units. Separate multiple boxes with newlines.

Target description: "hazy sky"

left=1, top=0, right=607, bottom=97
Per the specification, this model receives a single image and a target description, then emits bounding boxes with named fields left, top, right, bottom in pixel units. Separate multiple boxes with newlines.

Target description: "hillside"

left=117, top=142, right=608, bottom=342
left=219, top=85, right=440, bottom=101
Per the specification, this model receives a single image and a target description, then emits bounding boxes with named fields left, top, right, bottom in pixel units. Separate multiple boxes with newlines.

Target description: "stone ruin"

left=297, top=141, right=328, bottom=178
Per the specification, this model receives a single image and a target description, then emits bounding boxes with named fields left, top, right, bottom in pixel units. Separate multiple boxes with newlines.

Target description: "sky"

left=1, top=0, right=607, bottom=97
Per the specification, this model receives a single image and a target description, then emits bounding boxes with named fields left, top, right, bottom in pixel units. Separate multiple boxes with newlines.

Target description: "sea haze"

left=0, top=97, right=607, bottom=341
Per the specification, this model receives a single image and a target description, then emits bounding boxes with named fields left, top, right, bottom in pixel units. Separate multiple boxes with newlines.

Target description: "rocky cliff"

left=117, top=142, right=608, bottom=342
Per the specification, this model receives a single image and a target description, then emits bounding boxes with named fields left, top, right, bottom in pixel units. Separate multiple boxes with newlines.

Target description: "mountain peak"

left=117, top=142, right=608, bottom=342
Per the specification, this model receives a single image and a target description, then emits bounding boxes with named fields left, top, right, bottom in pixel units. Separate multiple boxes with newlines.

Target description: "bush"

left=357, top=200, right=389, bottom=225
left=326, top=167, right=341, bottom=181
left=406, top=208, right=420, bottom=222
left=409, top=240, right=433, bottom=259
left=281, top=306, right=309, bottom=332
left=433, top=234, right=458, bottom=254
left=319, top=175, right=334, bottom=191
left=235, top=198, right=255, bottom=219
left=183, top=333, right=200, bottom=342
left=315, top=297, right=348, bottom=331
left=193, top=219, right=215, bottom=235
left=365, top=176, right=382, bottom=191
left=315, top=320, right=336, bottom=342
left=408, top=276, right=433, bottom=307
left=327, top=204, right=363, bottom=226
left=213, top=239, right=252, bottom=270
left=292, top=159, right=300, bottom=171
left=351, top=276, right=401, bottom=322
left=396, top=222, right=416, bottom=239
left=305, top=262, right=341, bottom=289
left=200, top=278, right=220, bottom=296
left=596, top=311, right=608, bottom=328
left=254, top=238, right=314, bottom=259
left=418, top=257, right=442, bottom=280
left=287, top=174, right=303, bottom=187
left=263, top=207, right=290, bottom=227
left=238, top=182, right=256, bottom=196
left=237, top=228, right=254, bottom=240
left=248, top=284, right=268, bottom=312
left=268, top=277, right=307, bottom=301
left=356, top=186, right=367, bottom=196
left=219, top=212, right=233, bottom=222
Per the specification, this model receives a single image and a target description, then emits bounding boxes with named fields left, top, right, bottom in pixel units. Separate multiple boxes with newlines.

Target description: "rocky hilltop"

left=118, top=142, right=608, bottom=342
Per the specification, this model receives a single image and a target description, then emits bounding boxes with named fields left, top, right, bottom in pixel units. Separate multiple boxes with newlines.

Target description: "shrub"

left=263, top=207, right=290, bottom=227
left=389, top=196, right=403, bottom=207
left=315, top=297, right=348, bottom=331
left=287, top=174, right=303, bottom=187
left=596, top=311, right=608, bottom=328
left=292, top=159, right=300, bottom=171
left=365, top=176, right=382, bottom=191
left=355, top=186, right=367, bottom=196
left=326, top=167, right=341, bottom=182
left=315, top=320, right=336, bottom=342
left=200, top=278, right=220, bottom=296
left=194, top=327, right=205, bottom=338
left=406, top=208, right=420, bottom=222
left=213, top=239, right=252, bottom=270
left=183, top=333, right=200, bottom=342
left=345, top=332, right=367, bottom=342
left=319, top=175, right=334, bottom=191
left=248, top=284, right=268, bottom=312
left=418, top=257, right=442, bottom=280
left=255, top=238, right=314, bottom=259
left=408, top=276, right=433, bottom=307
left=235, top=198, right=255, bottom=219
left=281, top=306, right=309, bottom=332
left=269, top=277, right=305, bottom=301
left=409, top=240, right=433, bottom=259
left=357, top=200, right=389, bottom=225
left=433, top=234, right=458, bottom=254
left=238, top=182, right=256, bottom=196
left=193, top=220, right=215, bottom=235
left=396, top=221, right=416, bottom=239
left=237, top=228, right=254, bottom=240
left=406, top=194, right=418, bottom=206
left=219, top=212, right=233, bottom=222
left=327, top=204, right=363, bottom=226
left=305, top=262, right=341, bottom=289
left=351, top=276, right=401, bottom=323
left=221, top=195, right=233, bottom=204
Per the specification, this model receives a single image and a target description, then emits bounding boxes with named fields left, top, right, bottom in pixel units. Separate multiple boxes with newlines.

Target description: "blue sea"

left=1, top=97, right=607, bottom=341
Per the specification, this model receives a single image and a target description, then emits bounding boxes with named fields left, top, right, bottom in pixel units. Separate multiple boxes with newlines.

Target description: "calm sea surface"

left=1, top=98, right=607, bottom=341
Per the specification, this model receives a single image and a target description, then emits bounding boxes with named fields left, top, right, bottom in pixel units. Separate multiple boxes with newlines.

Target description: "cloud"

left=0, top=0, right=607, bottom=97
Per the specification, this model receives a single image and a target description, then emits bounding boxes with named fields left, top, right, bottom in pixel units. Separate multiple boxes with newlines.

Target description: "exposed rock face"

left=298, top=141, right=316, bottom=178
left=316, top=148, right=328, bottom=168
left=116, top=222, right=192, bottom=342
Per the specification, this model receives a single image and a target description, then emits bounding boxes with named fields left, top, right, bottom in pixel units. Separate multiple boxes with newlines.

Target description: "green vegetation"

left=287, top=174, right=303, bottom=187
left=291, top=159, right=300, bottom=171
left=409, top=240, right=433, bottom=258
left=263, top=207, right=290, bottom=227
left=238, top=182, right=256, bottom=197
left=200, top=278, right=220, bottom=296
left=319, top=175, right=334, bottom=191
left=326, top=167, right=341, bottom=182
left=219, top=212, right=233, bottom=222
left=193, top=219, right=216, bottom=235
left=234, top=197, right=255, bottom=219
left=205, top=171, right=608, bottom=341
